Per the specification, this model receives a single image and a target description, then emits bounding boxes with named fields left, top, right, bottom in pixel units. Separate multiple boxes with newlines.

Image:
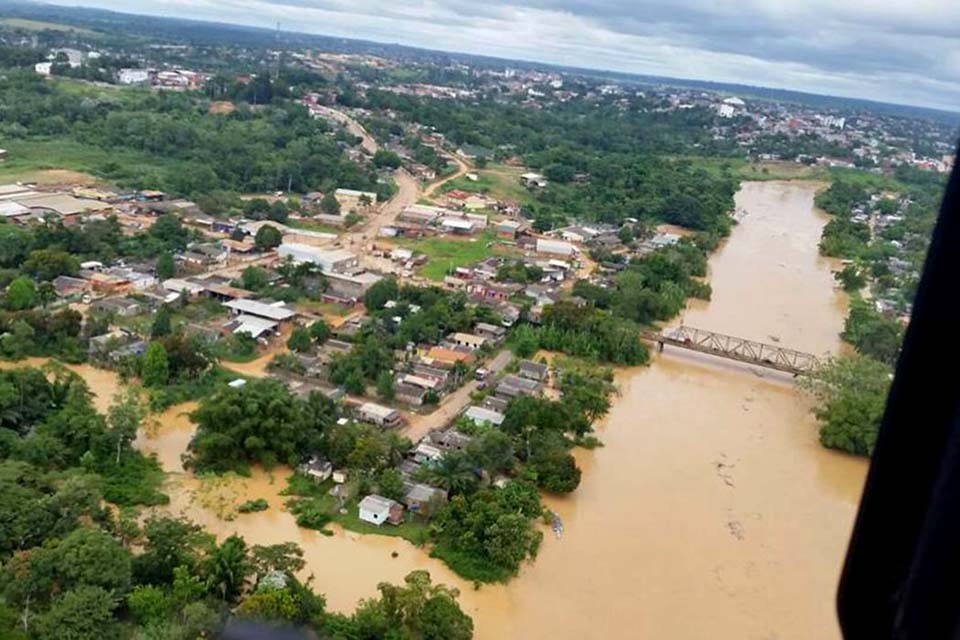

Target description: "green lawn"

left=439, top=164, right=536, bottom=206
left=676, top=156, right=824, bottom=182
left=0, top=138, right=174, bottom=186
left=334, top=507, right=430, bottom=545
left=396, top=230, right=508, bottom=281
left=282, top=473, right=429, bottom=545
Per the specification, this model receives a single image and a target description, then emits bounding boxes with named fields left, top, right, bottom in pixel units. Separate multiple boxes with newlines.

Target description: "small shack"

left=358, top=494, right=404, bottom=526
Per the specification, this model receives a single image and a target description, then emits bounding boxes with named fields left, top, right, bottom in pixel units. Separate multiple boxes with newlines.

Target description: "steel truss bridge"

left=642, top=326, right=821, bottom=375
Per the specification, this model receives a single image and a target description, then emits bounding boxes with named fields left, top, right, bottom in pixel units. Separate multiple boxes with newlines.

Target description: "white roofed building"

left=535, top=238, right=579, bottom=257
left=277, top=243, right=359, bottom=273
left=223, top=299, right=297, bottom=322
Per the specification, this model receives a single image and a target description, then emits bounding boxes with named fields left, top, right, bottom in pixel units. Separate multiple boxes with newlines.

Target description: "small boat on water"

left=551, top=513, right=564, bottom=539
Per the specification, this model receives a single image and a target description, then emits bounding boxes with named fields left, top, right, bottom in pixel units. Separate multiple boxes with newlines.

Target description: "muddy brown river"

left=15, top=180, right=868, bottom=638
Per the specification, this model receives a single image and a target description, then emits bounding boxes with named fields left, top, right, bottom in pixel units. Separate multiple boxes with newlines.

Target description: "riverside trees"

left=186, top=378, right=336, bottom=473
left=0, top=364, right=473, bottom=638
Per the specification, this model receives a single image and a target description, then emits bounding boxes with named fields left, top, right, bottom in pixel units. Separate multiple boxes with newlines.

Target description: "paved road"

left=402, top=348, right=513, bottom=443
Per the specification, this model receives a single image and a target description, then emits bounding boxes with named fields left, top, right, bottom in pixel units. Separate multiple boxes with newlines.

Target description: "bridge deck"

left=642, top=326, right=821, bottom=375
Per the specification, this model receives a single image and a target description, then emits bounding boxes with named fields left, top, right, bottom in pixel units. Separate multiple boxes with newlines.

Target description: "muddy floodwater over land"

left=131, top=180, right=870, bottom=638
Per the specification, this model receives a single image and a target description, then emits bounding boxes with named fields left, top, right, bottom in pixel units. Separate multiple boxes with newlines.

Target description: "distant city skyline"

left=53, top=0, right=960, bottom=111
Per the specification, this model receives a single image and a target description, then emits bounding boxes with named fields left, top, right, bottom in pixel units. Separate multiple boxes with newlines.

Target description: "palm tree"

left=417, top=452, right=477, bottom=496
left=206, top=535, right=252, bottom=602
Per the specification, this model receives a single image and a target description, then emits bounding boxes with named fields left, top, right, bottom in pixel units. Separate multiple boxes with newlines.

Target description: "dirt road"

left=402, top=348, right=512, bottom=442
left=423, top=152, right=470, bottom=198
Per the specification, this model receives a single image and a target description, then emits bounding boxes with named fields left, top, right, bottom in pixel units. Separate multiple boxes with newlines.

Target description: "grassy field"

left=283, top=473, right=429, bottom=545
left=438, top=163, right=536, bottom=206
left=0, top=138, right=172, bottom=186
left=679, top=156, right=823, bottom=182
left=0, top=18, right=98, bottom=35
left=396, top=230, right=509, bottom=281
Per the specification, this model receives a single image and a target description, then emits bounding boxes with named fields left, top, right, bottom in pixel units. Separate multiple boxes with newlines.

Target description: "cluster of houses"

left=344, top=357, right=550, bottom=528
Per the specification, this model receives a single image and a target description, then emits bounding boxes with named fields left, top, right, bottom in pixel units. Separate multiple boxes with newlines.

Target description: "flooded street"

left=53, top=178, right=866, bottom=637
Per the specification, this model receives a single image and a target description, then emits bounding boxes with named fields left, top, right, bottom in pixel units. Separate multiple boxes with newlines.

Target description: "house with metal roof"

left=358, top=495, right=403, bottom=526
left=464, top=405, right=506, bottom=427
left=223, top=298, right=297, bottom=322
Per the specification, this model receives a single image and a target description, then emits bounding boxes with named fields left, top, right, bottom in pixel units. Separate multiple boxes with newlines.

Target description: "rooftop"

left=360, top=402, right=399, bottom=420
left=359, top=494, right=398, bottom=512
left=224, top=298, right=297, bottom=321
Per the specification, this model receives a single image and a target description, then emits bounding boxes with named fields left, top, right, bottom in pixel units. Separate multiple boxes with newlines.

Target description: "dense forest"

left=363, top=89, right=739, bottom=232
left=0, top=71, right=388, bottom=200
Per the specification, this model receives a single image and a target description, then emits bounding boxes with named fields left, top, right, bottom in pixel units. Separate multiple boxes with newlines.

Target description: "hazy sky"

left=68, top=0, right=960, bottom=111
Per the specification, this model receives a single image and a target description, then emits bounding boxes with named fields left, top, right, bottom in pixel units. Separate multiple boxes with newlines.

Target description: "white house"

left=277, top=243, right=358, bottom=273
left=464, top=405, right=505, bottom=427
left=520, top=173, right=548, bottom=188
left=358, top=402, right=403, bottom=429
left=535, top=238, right=578, bottom=258
left=358, top=494, right=403, bottom=526
left=118, top=68, right=150, bottom=85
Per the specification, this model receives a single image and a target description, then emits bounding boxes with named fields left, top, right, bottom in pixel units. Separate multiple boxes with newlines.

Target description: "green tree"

left=532, top=449, right=581, bottom=493
left=133, top=516, right=212, bottom=587
left=52, top=527, right=132, bottom=593
left=834, top=264, right=866, bottom=292
left=36, top=586, right=118, bottom=640
left=466, top=430, right=514, bottom=476
left=508, top=325, right=540, bottom=358
left=377, top=468, right=406, bottom=502
left=320, top=192, right=341, bottom=215
left=22, top=249, right=79, bottom=281
left=206, top=535, right=252, bottom=602
left=842, top=299, right=904, bottom=366
left=126, top=584, right=173, bottom=626
left=309, top=319, right=330, bottom=344
left=286, top=327, right=312, bottom=353
left=2, top=548, right=54, bottom=635
left=363, top=277, right=398, bottom=311
left=373, top=150, right=402, bottom=169
left=800, top=354, right=892, bottom=456
left=268, top=200, right=289, bottom=223
left=156, top=252, right=176, bottom=280
left=240, top=266, right=270, bottom=291
left=142, top=342, right=170, bottom=387
left=6, top=276, right=38, bottom=311
left=38, top=281, right=56, bottom=307
left=106, top=388, right=146, bottom=464
left=376, top=370, right=395, bottom=401
left=150, top=305, right=173, bottom=338
left=149, top=214, right=189, bottom=248
left=416, top=451, right=477, bottom=496
left=254, top=224, right=283, bottom=251
left=331, top=571, right=472, bottom=640
left=187, top=378, right=330, bottom=472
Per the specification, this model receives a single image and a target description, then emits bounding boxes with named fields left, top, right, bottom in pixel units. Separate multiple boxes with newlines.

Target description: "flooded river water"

left=14, top=179, right=868, bottom=638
